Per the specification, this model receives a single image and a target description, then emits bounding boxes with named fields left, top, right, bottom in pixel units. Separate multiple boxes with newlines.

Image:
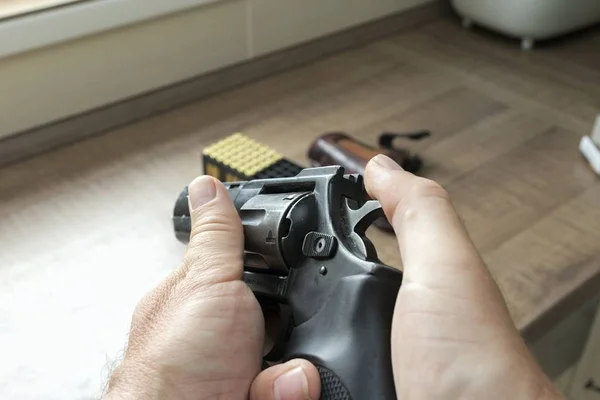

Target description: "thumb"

left=250, top=359, right=321, bottom=400
left=183, top=175, right=244, bottom=285
left=364, top=154, right=491, bottom=287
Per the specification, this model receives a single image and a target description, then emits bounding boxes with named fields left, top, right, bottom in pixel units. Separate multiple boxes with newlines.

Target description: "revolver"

left=173, top=166, right=403, bottom=400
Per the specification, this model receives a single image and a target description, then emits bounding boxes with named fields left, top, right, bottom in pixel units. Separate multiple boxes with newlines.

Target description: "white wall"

left=0, top=0, right=433, bottom=139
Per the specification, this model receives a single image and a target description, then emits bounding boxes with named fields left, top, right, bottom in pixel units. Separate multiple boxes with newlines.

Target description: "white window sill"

left=0, top=0, right=85, bottom=20
left=0, top=0, right=224, bottom=60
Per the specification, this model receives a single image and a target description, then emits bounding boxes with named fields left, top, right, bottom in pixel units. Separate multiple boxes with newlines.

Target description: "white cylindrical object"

left=451, top=0, right=600, bottom=41
left=591, top=115, right=600, bottom=146
left=580, top=136, right=600, bottom=175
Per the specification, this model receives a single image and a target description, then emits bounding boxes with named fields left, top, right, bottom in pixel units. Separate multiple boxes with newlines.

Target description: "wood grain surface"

left=1, top=15, right=599, bottom=399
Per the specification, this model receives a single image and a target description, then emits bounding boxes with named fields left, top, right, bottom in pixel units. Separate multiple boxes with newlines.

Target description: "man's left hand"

left=105, top=176, right=321, bottom=400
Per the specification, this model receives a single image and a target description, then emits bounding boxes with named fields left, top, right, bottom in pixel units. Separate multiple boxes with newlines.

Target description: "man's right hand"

left=364, top=155, right=564, bottom=400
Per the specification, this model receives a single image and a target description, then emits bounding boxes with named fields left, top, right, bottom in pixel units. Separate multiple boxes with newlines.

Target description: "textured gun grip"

left=282, top=272, right=401, bottom=399
left=317, top=365, right=351, bottom=400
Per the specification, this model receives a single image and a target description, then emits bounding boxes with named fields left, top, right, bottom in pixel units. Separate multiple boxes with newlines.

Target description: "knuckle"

left=408, top=178, right=450, bottom=201
left=187, top=209, right=243, bottom=255
left=394, top=178, right=450, bottom=223
left=184, top=246, right=222, bottom=271
left=176, top=269, right=250, bottom=305
left=187, top=227, right=243, bottom=260
left=189, top=210, right=242, bottom=242
left=182, top=201, right=245, bottom=287
left=182, top=232, right=244, bottom=284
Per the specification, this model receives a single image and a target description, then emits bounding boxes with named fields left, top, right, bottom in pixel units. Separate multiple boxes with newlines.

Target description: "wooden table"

left=1, top=15, right=599, bottom=399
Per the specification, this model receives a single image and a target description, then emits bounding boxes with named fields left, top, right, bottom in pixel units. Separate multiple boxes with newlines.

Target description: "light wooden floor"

left=1, top=15, right=600, bottom=399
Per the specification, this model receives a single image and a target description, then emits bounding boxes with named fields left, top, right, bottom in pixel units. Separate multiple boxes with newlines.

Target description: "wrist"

left=436, top=342, right=564, bottom=400
left=475, top=349, right=565, bottom=400
left=104, top=358, right=180, bottom=400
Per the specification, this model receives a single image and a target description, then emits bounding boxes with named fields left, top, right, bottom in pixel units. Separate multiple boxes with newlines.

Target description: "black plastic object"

left=254, top=159, right=304, bottom=179
left=173, top=166, right=403, bottom=400
left=378, top=130, right=431, bottom=149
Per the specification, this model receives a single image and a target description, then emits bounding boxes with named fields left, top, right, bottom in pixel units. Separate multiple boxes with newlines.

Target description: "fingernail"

left=188, top=176, right=217, bottom=210
left=373, top=154, right=403, bottom=171
left=274, top=367, right=310, bottom=400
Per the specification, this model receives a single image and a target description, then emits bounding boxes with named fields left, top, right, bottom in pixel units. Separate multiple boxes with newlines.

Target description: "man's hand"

left=105, top=176, right=320, bottom=400
left=364, top=155, right=564, bottom=400
left=105, top=157, right=564, bottom=400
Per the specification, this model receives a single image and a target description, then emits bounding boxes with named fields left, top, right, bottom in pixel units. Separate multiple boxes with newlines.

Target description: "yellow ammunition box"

left=202, top=133, right=303, bottom=181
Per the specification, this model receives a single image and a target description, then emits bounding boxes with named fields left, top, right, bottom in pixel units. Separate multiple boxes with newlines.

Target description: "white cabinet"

left=0, top=0, right=434, bottom=138
left=250, top=0, right=433, bottom=56
left=0, top=0, right=248, bottom=137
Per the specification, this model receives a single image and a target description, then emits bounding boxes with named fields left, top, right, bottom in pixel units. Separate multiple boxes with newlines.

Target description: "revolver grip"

left=283, top=270, right=401, bottom=400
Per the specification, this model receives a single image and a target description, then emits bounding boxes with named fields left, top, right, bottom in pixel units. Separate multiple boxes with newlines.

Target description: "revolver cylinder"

left=239, top=191, right=311, bottom=275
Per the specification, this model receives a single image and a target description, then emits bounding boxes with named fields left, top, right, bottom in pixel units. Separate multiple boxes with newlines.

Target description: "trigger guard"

left=263, top=304, right=293, bottom=362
